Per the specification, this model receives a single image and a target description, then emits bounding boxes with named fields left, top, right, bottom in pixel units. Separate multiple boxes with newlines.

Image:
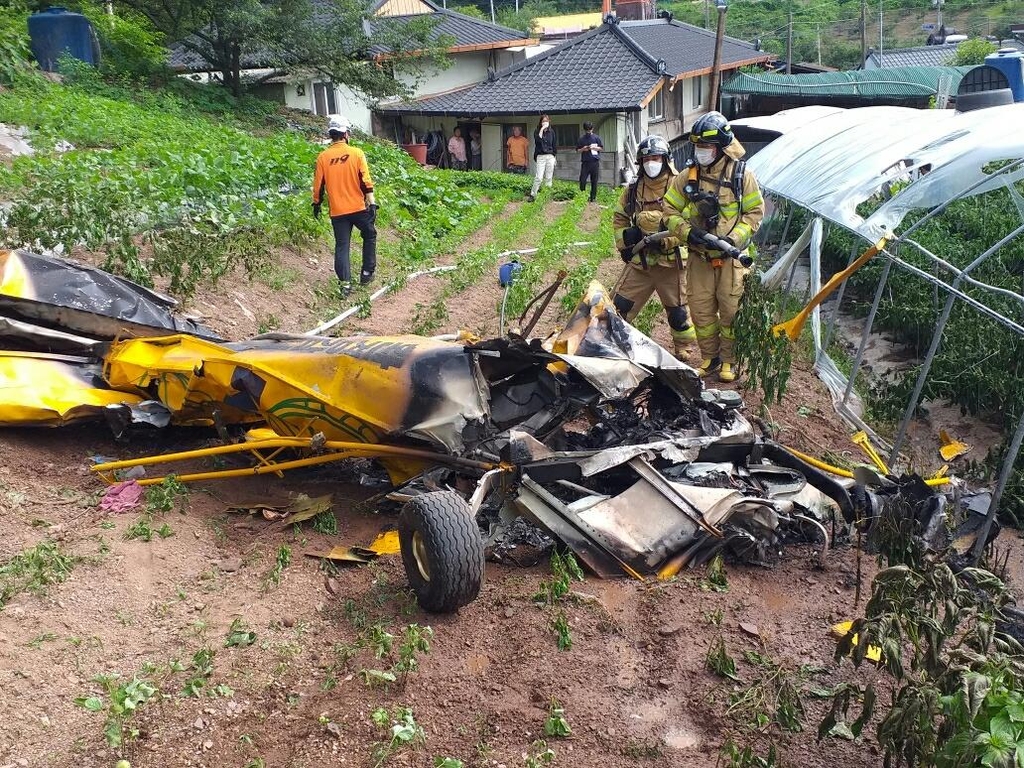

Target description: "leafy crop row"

left=0, top=80, right=479, bottom=299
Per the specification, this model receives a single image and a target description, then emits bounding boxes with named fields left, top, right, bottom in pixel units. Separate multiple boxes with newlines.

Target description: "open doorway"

left=501, top=122, right=529, bottom=172
left=456, top=121, right=482, bottom=170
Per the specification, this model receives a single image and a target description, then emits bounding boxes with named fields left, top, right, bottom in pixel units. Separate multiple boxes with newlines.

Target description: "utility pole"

left=704, top=0, right=710, bottom=30
left=860, top=0, right=866, bottom=66
left=490, top=0, right=495, bottom=24
left=936, top=0, right=943, bottom=31
left=817, top=23, right=821, bottom=65
left=708, top=0, right=728, bottom=110
left=786, top=9, right=793, bottom=74
left=878, top=0, right=883, bottom=67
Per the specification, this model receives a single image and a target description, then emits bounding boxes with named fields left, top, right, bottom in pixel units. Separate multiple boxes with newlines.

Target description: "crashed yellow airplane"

left=0, top=249, right=973, bottom=614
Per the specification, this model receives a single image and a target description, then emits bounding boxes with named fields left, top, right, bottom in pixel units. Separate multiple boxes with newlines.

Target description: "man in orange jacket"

left=312, top=114, right=377, bottom=297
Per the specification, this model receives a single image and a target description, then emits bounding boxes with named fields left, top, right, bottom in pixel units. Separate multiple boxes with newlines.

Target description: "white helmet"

left=326, top=114, right=351, bottom=135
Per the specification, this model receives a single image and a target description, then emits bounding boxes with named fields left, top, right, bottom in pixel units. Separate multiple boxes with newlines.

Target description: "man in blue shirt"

left=576, top=121, right=603, bottom=202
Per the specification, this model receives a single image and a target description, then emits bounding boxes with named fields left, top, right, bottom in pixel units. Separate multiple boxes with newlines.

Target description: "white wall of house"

left=397, top=51, right=493, bottom=98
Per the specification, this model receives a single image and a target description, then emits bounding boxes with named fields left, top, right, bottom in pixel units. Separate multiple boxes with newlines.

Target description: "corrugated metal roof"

left=864, top=39, right=1024, bottom=69
left=723, top=66, right=974, bottom=98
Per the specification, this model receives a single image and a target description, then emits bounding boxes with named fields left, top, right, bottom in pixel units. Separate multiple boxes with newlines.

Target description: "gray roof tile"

left=368, top=9, right=529, bottom=55
left=379, top=23, right=663, bottom=115
left=618, top=19, right=767, bottom=76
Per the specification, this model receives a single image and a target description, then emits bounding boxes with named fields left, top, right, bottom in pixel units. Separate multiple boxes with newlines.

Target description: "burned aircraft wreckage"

left=0, top=249, right=987, bottom=612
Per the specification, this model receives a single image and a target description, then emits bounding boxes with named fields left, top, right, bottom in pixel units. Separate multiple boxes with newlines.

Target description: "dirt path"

left=1, top=422, right=891, bottom=768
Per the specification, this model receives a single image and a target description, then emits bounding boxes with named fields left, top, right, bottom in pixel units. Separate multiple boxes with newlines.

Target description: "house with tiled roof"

left=167, top=0, right=536, bottom=132
left=862, top=39, right=1024, bottom=69
left=377, top=14, right=771, bottom=181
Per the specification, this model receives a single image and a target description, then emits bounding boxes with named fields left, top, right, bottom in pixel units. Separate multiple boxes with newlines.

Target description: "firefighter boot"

left=671, top=325, right=696, bottom=360
left=719, top=363, right=737, bottom=383
left=699, top=357, right=722, bottom=377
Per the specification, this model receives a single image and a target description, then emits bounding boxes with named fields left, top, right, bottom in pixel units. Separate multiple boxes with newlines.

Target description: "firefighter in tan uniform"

left=664, top=112, right=764, bottom=382
left=611, top=135, right=696, bottom=359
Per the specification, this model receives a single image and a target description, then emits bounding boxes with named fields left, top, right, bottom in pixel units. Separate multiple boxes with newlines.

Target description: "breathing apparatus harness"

left=684, top=156, right=748, bottom=268
left=623, top=172, right=683, bottom=271
left=684, top=154, right=749, bottom=268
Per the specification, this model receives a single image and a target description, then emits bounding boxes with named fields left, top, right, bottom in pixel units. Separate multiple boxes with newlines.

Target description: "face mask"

left=643, top=160, right=663, bottom=178
left=695, top=146, right=717, bottom=166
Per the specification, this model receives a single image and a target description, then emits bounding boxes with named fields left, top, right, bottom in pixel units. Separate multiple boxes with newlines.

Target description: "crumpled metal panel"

left=0, top=351, right=142, bottom=425
left=105, top=333, right=493, bottom=453
left=0, top=250, right=221, bottom=341
left=549, top=280, right=702, bottom=399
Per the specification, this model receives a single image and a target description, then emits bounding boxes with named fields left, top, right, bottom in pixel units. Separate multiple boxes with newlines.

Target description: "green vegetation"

left=0, top=540, right=78, bottom=608
left=822, top=179, right=1024, bottom=521
left=371, top=706, right=426, bottom=768
left=820, top=500, right=1024, bottom=767
left=0, top=2, right=33, bottom=85
left=123, top=476, right=187, bottom=542
left=76, top=674, right=159, bottom=751
left=735, top=274, right=793, bottom=405
left=543, top=699, right=573, bottom=737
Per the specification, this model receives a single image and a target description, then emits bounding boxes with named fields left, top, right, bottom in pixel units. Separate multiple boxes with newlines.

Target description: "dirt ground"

left=2, top=197, right=1019, bottom=768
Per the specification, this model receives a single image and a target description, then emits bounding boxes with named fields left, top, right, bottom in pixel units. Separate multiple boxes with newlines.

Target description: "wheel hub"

left=411, top=530, right=431, bottom=582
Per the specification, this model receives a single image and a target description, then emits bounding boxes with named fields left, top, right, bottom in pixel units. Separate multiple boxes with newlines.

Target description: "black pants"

left=579, top=161, right=600, bottom=201
left=331, top=209, right=377, bottom=284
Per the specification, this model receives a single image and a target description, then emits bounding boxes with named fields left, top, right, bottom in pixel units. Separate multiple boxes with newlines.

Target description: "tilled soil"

left=1, top=421, right=887, bottom=768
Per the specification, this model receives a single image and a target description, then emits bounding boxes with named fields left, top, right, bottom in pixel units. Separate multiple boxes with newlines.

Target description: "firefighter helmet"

left=636, top=134, right=670, bottom=161
left=689, top=111, right=734, bottom=147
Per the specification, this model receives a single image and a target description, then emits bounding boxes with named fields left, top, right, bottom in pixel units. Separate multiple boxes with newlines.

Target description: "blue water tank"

left=984, top=49, right=1024, bottom=103
left=28, top=6, right=99, bottom=72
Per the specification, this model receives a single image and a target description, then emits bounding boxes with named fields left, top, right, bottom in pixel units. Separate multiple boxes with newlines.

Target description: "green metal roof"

left=723, top=65, right=974, bottom=99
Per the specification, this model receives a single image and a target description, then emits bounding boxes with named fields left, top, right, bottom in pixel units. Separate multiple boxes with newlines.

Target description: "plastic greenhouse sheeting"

left=748, top=103, right=1024, bottom=442
left=747, top=103, right=1024, bottom=240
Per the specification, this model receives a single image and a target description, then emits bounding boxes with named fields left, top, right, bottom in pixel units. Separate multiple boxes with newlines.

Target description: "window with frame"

left=313, top=82, right=337, bottom=116
left=689, top=75, right=704, bottom=110
left=647, top=88, right=664, bottom=121
left=553, top=124, right=580, bottom=149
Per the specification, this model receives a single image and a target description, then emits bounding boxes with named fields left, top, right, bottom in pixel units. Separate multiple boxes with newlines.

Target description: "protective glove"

left=687, top=227, right=708, bottom=246
left=312, top=202, right=322, bottom=220
left=635, top=210, right=663, bottom=235
left=660, top=235, right=680, bottom=253
left=621, top=226, right=643, bottom=250
left=368, top=203, right=378, bottom=223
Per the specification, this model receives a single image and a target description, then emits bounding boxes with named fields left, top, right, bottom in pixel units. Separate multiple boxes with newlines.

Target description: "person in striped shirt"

left=663, top=111, right=764, bottom=383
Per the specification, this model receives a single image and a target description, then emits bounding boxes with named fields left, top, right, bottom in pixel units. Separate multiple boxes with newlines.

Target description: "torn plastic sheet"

left=0, top=250, right=221, bottom=341
left=761, top=216, right=881, bottom=439
left=0, top=351, right=142, bottom=425
left=748, top=104, right=1024, bottom=240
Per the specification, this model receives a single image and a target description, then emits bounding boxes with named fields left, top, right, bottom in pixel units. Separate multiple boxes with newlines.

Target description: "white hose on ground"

left=303, top=242, right=593, bottom=337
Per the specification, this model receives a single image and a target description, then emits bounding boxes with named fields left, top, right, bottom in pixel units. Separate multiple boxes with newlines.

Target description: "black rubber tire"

left=398, top=491, right=484, bottom=613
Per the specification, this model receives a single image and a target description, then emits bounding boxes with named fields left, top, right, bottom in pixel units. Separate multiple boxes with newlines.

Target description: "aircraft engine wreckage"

left=0, top=249, right=993, bottom=612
